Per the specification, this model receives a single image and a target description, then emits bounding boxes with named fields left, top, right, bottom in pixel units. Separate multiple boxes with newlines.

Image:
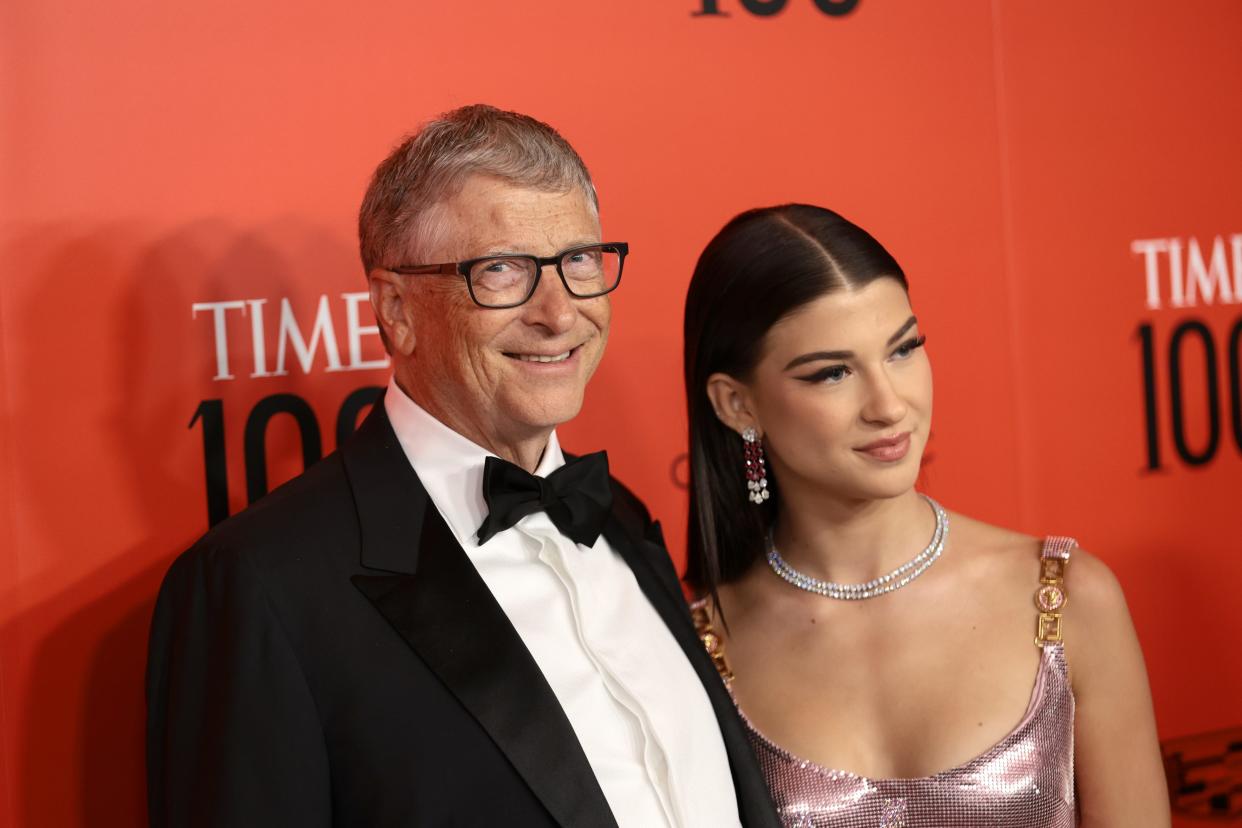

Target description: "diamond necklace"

left=766, top=494, right=949, bottom=601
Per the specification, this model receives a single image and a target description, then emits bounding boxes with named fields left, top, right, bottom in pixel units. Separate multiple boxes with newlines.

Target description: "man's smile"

left=511, top=350, right=573, bottom=363
left=501, top=339, right=589, bottom=365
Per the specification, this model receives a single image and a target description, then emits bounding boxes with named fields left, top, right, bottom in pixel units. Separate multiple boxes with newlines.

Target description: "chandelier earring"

left=742, top=427, right=769, bottom=504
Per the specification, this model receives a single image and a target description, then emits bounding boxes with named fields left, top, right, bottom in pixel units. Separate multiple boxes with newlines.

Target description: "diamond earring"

left=742, top=427, right=769, bottom=504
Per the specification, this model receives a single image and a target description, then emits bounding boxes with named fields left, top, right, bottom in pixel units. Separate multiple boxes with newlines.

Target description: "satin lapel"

left=602, top=515, right=781, bottom=828
left=344, top=405, right=617, bottom=828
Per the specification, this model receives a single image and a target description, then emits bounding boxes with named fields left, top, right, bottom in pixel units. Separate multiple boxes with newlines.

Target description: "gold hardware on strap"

left=690, top=600, right=734, bottom=684
left=1034, top=536, right=1075, bottom=647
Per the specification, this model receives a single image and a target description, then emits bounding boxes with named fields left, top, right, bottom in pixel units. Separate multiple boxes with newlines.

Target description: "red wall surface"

left=2, top=1, right=1239, bottom=823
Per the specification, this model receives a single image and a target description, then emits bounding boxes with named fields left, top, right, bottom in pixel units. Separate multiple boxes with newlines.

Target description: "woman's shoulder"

left=945, top=511, right=1040, bottom=584
left=947, top=510, right=1130, bottom=631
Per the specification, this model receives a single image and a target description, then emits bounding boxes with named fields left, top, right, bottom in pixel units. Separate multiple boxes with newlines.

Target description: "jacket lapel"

left=342, top=403, right=618, bottom=828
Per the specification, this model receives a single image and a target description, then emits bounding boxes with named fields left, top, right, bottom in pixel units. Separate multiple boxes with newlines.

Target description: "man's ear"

left=705, top=372, right=760, bottom=437
left=368, top=269, right=416, bottom=356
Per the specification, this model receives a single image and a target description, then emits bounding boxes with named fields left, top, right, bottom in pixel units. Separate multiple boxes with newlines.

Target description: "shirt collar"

left=383, top=375, right=565, bottom=549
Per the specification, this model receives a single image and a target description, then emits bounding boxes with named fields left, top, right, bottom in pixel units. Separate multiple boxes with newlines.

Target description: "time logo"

left=694, top=0, right=857, bottom=17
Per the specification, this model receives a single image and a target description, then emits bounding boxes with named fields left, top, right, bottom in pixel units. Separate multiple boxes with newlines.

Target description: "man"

left=146, top=104, right=779, bottom=827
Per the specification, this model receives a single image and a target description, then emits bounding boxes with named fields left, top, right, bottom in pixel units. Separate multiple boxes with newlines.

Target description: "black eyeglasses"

left=389, top=242, right=629, bottom=309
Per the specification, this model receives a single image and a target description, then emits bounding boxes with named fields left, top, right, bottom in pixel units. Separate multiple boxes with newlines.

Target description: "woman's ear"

left=705, top=372, right=760, bottom=437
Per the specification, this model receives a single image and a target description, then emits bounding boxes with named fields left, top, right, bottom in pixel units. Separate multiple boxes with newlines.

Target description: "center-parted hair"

left=683, top=204, right=909, bottom=598
left=358, top=104, right=598, bottom=276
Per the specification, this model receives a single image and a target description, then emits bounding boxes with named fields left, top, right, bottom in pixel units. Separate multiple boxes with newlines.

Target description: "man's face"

left=394, top=175, right=610, bottom=450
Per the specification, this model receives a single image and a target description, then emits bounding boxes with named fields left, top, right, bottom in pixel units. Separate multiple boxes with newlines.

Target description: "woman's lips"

left=855, top=432, right=911, bottom=462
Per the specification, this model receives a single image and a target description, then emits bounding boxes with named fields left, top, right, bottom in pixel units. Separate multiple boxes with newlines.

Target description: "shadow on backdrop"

left=3, top=219, right=360, bottom=826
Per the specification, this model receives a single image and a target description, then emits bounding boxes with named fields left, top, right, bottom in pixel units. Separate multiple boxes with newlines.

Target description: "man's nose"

left=520, top=263, right=576, bottom=334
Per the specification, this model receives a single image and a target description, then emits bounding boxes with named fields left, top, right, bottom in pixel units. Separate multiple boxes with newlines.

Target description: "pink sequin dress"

left=695, top=537, right=1078, bottom=827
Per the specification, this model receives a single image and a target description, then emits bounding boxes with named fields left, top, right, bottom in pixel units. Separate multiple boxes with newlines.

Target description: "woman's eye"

left=800, top=365, right=851, bottom=384
left=891, top=335, right=927, bottom=360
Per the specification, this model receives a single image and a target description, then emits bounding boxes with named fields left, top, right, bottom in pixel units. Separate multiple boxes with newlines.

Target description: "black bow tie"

left=476, top=451, right=613, bottom=547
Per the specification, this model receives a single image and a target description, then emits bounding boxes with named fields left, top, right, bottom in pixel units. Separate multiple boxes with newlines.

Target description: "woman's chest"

left=724, top=604, right=1044, bottom=779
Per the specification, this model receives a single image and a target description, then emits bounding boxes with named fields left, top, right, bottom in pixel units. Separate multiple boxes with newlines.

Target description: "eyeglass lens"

left=468, top=245, right=621, bottom=307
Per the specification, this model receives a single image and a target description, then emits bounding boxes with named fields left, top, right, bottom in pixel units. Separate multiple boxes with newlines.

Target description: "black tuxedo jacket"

left=146, top=401, right=779, bottom=827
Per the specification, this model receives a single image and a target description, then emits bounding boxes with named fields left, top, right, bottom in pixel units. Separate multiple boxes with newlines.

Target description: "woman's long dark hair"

left=683, top=204, right=909, bottom=599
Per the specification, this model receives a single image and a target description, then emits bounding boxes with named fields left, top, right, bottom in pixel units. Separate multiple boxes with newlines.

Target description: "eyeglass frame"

left=388, top=242, right=629, bottom=309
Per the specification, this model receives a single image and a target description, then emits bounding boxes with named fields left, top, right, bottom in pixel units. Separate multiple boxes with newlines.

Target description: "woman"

left=683, top=205, right=1169, bottom=826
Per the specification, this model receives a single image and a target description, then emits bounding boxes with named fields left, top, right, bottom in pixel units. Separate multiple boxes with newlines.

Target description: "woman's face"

left=735, top=277, right=932, bottom=503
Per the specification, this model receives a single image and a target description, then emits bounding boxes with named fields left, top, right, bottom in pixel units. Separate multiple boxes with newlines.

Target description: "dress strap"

left=1034, top=536, right=1076, bottom=647
left=689, top=598, right=735, bottom=685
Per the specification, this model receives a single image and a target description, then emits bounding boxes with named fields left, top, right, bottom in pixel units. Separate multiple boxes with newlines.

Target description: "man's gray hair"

left=358, top=104, right=599, bottom=274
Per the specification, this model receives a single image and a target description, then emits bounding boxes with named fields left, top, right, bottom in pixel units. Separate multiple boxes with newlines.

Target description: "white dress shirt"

left=384, top=377, right=741, bottom=828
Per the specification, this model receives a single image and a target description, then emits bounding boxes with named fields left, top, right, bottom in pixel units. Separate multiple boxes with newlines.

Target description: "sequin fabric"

left=696, top=538, right=1078, bottom=827
left=743, top=642, right=1075, bottom=827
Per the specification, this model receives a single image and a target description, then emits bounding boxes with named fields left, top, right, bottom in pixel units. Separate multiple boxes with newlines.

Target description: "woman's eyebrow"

left=886, top=315, right=918, bottom=345
left=783, top=316, right=919, bottom=371
left=785, top=349, right=853, bottom=370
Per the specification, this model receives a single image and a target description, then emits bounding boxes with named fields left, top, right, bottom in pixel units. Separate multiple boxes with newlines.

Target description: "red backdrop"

left=2, top=1, right=1239, bottom=824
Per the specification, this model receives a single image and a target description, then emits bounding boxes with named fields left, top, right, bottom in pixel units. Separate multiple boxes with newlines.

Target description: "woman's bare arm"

left=1068, top=549, right=1170, bottom=827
